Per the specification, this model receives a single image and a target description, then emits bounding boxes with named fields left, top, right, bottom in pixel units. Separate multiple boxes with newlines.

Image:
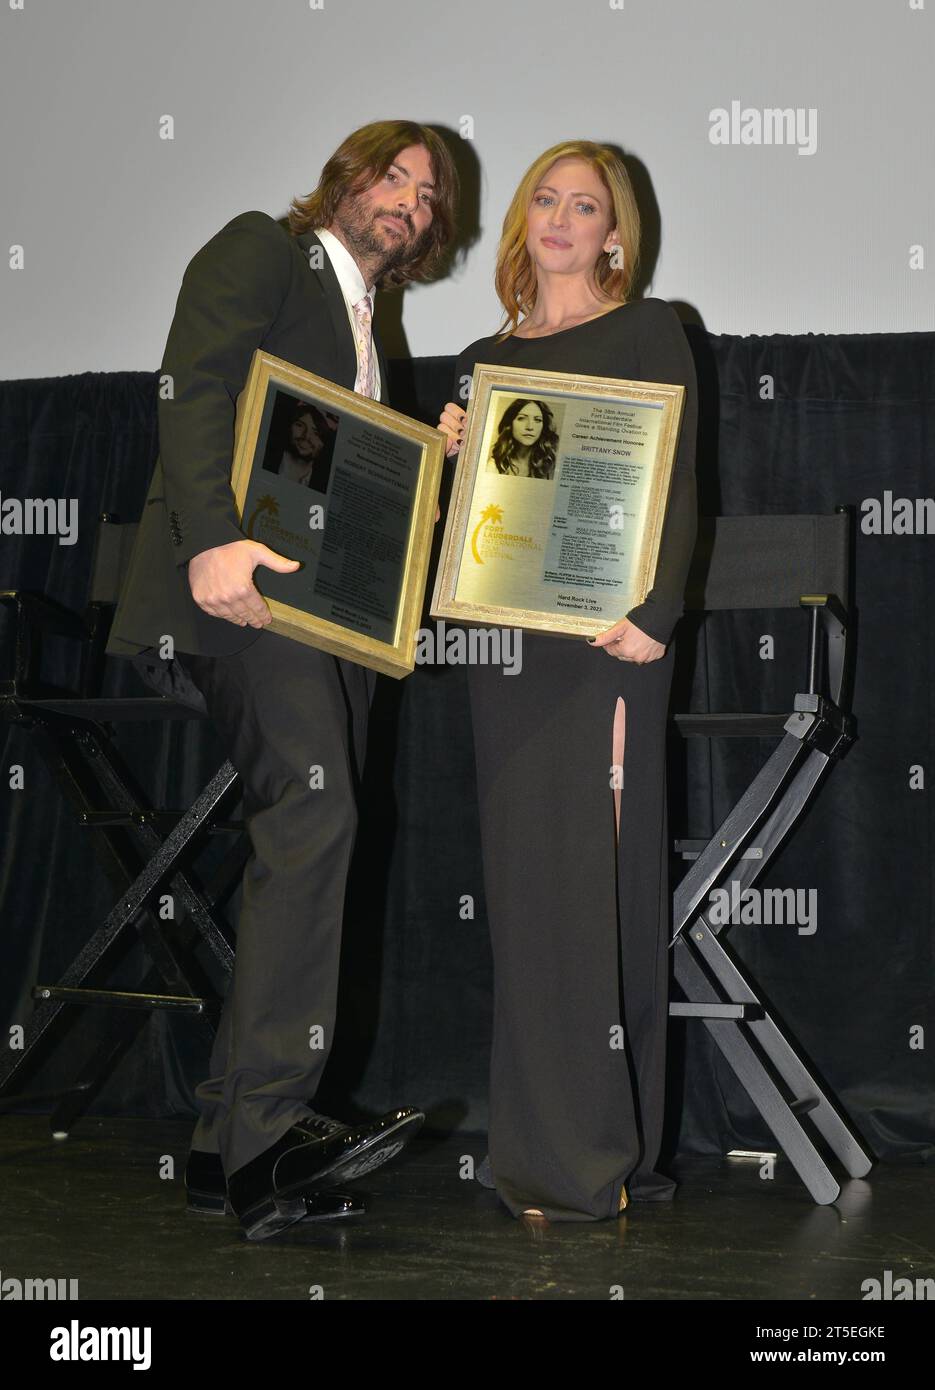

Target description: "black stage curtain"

left=1, top=331, right=933, bottom=1168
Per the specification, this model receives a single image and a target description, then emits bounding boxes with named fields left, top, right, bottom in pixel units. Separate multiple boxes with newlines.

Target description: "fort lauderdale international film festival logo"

left=472, top=503, right=503, bottom=563
left=245, top=493, right=280, bottom=538
left=244, top=492, right=322, bottom=555
left=470, top=504, right=540, bottom=565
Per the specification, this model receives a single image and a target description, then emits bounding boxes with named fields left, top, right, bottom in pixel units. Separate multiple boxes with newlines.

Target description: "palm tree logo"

left=245, top=493, right=279, bottom=539
left=471, top=504, right=503, bottom=565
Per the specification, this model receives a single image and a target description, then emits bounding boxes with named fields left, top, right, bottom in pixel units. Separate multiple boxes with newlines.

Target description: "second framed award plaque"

left=231, top=350, right=444, bottom=678
left=431, top=363, right=685, bottom=637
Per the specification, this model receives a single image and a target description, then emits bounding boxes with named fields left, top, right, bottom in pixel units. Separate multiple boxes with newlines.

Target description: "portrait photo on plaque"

left=432, top=362, right=685, bottom=638
left=231, top=350, right=444, bottom=677
left=259, top=390, right=339, bottom=495
left=483, top=395, right=566, bottom=480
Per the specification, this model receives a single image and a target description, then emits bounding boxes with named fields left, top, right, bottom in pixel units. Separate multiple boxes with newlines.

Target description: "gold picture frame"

left=231, top=350, right=444, bottom=678
left=431, top=363, right=685, bottom=637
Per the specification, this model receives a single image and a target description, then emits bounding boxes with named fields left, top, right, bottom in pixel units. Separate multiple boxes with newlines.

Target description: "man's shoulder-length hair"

left=288, top=120, right=458, bottom=289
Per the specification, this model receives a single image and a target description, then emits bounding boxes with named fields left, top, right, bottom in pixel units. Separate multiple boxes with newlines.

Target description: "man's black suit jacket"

left=106, top=212, right=389, bottom=659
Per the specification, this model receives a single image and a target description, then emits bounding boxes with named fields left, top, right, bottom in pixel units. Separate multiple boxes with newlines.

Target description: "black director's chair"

left=669, top=507, right=872, bottom=1204
left=0, top=516, right=243, bottom=1135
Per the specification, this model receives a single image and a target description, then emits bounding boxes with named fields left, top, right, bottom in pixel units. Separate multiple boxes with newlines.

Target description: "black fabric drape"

left=1, top=334, right=932, bottom=1166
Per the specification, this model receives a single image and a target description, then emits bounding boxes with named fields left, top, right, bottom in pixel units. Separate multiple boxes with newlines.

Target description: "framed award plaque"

left=431, top=362, right=685, bottom=637
left=230, top=350, right=444, bottom=678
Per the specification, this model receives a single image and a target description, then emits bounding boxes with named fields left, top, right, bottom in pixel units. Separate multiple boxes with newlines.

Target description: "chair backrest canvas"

left=684, top=513, right=849, bottom=612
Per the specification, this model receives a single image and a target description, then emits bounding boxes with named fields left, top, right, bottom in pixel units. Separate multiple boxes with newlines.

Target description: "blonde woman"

left=438, top=141, right=698, bottom=1222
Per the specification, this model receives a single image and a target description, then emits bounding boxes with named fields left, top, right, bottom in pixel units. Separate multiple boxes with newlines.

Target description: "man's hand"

left=187, top=539, right=300, bottom=628
left=589, top=617, right=665, bottom=664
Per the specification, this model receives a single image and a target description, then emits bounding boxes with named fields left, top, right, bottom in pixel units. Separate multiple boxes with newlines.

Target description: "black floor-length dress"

left=453, top=299, right=698, bottom=1220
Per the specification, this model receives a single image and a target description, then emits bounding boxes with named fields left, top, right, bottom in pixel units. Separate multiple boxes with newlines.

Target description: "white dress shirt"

left=314, top=226, right=381, bottom=402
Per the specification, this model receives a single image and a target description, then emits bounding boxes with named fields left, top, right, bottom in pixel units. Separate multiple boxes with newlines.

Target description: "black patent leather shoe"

left=228, top=1107, right=424, bottom=1241
left=185, top=1148, right=367, bottom=1222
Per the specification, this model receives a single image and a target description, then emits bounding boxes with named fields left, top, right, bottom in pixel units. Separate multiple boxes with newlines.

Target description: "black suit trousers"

left=175, top=628, right=374, bottom=1177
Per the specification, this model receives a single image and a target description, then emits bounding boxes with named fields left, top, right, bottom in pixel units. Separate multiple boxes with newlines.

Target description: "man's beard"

left=332, top=191, right=429, bottom=279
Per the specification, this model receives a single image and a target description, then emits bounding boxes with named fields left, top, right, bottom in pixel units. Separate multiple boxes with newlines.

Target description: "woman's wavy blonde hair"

left=288, top=120, right=458, bottom=289
left=494, top=140, right=641, bottom=336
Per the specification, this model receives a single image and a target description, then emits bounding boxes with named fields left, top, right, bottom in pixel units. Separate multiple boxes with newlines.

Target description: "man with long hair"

left=107, top=121, right=458, bottom=1240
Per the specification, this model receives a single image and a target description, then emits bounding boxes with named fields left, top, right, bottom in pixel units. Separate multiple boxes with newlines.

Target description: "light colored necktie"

left=351, top=296, right=376, bottom=399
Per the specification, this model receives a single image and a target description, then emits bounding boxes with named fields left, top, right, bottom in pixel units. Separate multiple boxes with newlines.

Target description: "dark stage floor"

left=1, top=1116, right=933, bottom=1304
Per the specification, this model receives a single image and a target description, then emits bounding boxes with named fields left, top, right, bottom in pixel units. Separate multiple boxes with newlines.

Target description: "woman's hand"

left=438, top=402, right=467, bottom=457
left=590, top=617, right=665, bottom=664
